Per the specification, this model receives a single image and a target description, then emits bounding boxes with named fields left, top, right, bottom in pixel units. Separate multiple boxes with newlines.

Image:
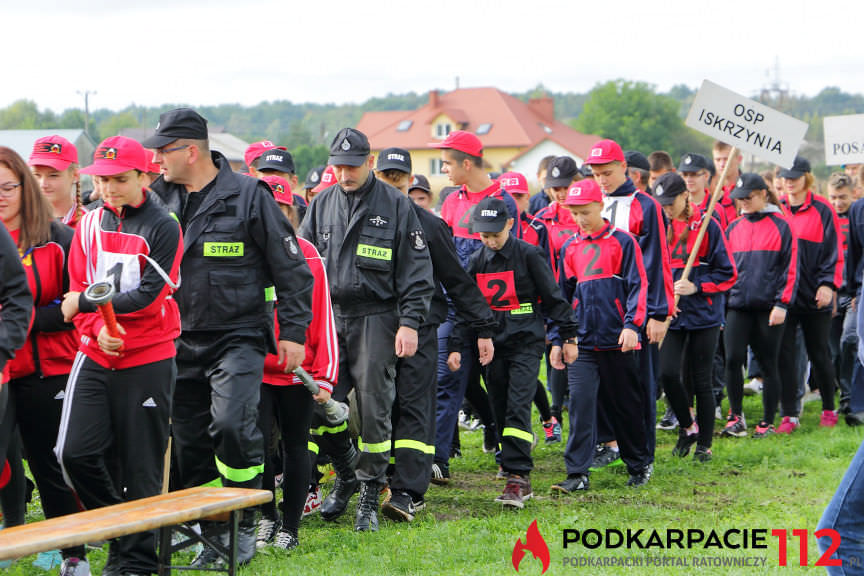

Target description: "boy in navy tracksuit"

left=550, top=179, right=652, bottom=493
left=449, top=197, right=577, bottom=509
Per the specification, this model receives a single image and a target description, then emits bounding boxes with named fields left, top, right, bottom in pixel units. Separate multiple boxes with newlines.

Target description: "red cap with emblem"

left=260, top=175, right=293, bottom=206
left=583, top=139, right=625, bottom=165
left=497, top=171, right=530, bottom=195
left=430, top=130, right=483, bottom=157
left=80, top=136, right=148, bottom=176
left=564, top=178, right=603, bottom=205
left=244, top=140, right=286, bottom=170
left=312, top=165, right=337, bottom=194
left=29, top=135, right=78, bottom=171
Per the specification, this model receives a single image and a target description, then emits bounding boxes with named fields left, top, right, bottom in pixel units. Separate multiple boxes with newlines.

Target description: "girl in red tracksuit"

left=56, top=136, right=182, bottom=576
left=0, top=148, right=77, bottom=566
left=654, top=173, right=737, bottom=462
left=777, top=156, right=843, bottom=432
left=724, top=174, right=798, bottom=438
left=256, top=175, right=338, bottom=552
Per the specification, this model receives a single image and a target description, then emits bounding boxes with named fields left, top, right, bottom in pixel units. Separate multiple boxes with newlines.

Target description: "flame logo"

left=512, top=520, right=550, bottom=574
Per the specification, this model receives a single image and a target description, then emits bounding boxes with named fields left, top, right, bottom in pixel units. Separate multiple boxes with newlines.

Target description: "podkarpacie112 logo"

left=512, top=520, right=550, bottom=574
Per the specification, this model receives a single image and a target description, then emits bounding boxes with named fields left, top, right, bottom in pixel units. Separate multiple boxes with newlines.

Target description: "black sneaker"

left=273, top=529, right=299, bottom=552
left=411, top=496, right=426, bottom=512
left=550, top=474, right=589, bottom=496
left=381, top=490, right=415, bottom=523
left=720, top=413, right=747, bottom=437
left=657, top=405, right=678, bottom=430
left=846, top=411, right=864, bottom=427
left=430, top=462, right=450, bottom=485
left=627, top=465, right=652, bottom=488
left=693, top=445, right=712, bottom=462
left=672, top=428, right=699, bottom=458
left=590, top=445, right=621, bottom=470
left=255, top=515, right=280, bottom=549
left=483, top=427, right=498, bottom=454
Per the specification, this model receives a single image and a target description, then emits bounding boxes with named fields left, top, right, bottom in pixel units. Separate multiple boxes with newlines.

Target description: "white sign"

left=824, top=114, right=864, bottom=166
left=685, top=80, right=808, bottom=169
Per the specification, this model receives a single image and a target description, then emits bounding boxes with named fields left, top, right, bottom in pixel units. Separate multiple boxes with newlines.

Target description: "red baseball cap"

left=260, top=175, right=293, bottom=206
left=430, top=130, right=483, bottom=157
left=497, top=171, right=530, bottom=195
left=29, top=135, right=78, bottom=171
left=312, top=165, right=337, bottom=194
left=143, top=149, right=160, bottom=174
left=583, top=139, right=625, bottom=165
left=564, top=179, right=603, bottom=205
left=80, top=136, right=148, bottom=176
left=244, top=140, right=286, bottom=170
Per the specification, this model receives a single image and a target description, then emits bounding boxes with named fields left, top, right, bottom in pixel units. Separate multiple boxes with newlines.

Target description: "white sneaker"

left=59, top=557, right=90, bottom=576
left=302, top=485, right=322, bottom=517
left=743, top=379, right=763, bottom=396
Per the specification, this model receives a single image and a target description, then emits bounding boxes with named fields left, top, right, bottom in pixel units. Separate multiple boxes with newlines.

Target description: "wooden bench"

left=0, top=487, right=272, bottom=575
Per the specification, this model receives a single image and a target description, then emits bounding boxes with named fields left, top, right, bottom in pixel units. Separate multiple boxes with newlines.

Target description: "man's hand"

left=815, top=285, right=834, bottom=309
left=477, top=338, right=494, bottom=366
left=768, top=306, right=787, bottom=326
left=62, top=291, right=81, bottom=322
left=563, top=342, right=579, bottom=364
left=646, top=318, right=668, bottom=344
left=278, top=340, right=305, bottom=373
left=312, top=387, right=332, bottom=404
left=549, top=345, right=565, bottom=370
left=619, top=328, right=639, bottom=352
left=674, top=278, right=697, bottom=296
left=395, top=326, right=418, bottom=358
left=97, top=323, right=126, bottom=356
left=447, top=351, right=461, bottom=372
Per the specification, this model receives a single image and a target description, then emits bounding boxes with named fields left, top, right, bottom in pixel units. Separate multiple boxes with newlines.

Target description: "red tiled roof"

left=356, top=87, right=599, bottom=160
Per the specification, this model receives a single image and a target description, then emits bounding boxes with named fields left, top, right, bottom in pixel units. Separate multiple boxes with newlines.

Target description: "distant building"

left=356, top=87, right=598, bottom=190
left=0, top=129, right=96, bottom=167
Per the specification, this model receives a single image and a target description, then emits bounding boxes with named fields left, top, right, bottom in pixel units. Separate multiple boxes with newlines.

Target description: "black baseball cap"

left=730, top=173, right=769, bottom=199
left=624, top=150, right=650, bottom=172
left=304, top=165, right=326, bottom=189
left=580, top=163, right=595, bottom=178
left=141, top=108, right=208, bottom=148
left=257, top=149, right=295, bottom=174
left=328, top=128, right=370, bottom=167
left=778, top=156, right=811, bottom=179
left=376, top=147, right=412, bottom=173
left=409, top=174, right=431, bottom=193
left=471, top=196, right=511, bottom=233
left=652, top=172, right=688, bottom=206
left=678, top=153, right=710, bottom=173
left=545, top=156, right=579, bottom=188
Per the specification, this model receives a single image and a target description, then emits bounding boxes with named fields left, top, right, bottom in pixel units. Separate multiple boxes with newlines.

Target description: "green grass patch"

left=2, top=394, right=860, bottom=575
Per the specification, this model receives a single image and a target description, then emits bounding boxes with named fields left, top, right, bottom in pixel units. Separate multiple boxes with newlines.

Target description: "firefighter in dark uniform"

left=299, top=128, right=434, bottom=532
left=372, top=149, right=496, bottom=522
left=146, top=108, right=313, bottom=566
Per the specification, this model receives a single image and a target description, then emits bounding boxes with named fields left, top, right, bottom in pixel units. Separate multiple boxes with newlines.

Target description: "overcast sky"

left=3, top=0, right=861, bottom=113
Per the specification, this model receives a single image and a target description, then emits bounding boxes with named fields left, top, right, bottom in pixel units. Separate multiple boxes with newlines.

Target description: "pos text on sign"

left=685, top=80, right=807, bottom=169
left=823, top=114, right=864, bottom=166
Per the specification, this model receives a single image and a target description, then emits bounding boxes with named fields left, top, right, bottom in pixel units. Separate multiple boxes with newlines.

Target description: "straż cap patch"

left=471, top=196, right=510, bottom=233
left=376, top=147, right=412, bottom=173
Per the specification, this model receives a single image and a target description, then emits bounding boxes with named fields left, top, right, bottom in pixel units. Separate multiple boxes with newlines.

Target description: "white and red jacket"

left=69, top=192, right=182, bottom=370
left=7, top=221, right=78, bottom=379
left=263, top=237, right=338, bottom=393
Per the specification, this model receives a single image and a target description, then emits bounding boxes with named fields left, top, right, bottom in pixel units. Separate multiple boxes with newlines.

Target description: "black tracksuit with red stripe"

left=778, top=191, right=843, bottom=415
left=724, top=207, right=798, bottom=424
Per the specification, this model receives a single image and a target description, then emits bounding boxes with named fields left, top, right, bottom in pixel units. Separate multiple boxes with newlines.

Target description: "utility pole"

left=77, top=90, right=97, bottom=135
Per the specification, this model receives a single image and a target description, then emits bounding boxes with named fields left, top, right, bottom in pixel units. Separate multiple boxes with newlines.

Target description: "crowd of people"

left=0, top=107, right=862, bottom=575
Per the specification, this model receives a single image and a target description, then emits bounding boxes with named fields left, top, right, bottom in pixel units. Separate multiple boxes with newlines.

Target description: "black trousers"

left=659, top=327, right=719, bottom=448
left=391, top=323, right=438, bottom=498
left=57, top=354, right=173, bottom=574
left=258, top=383, right=314, bottom=535
left=335, top=312, right=398, bottom=484
left=725, top=309, right=784, bottom=424
left=2, top=374, right=84, bottom=558
left=779, top=310, right=836, bottom=415
left=173, top=331, right=266, bottom=490
left=565, top=349, right=649, bottom=476
left=484, top=344, right=543, bottom=476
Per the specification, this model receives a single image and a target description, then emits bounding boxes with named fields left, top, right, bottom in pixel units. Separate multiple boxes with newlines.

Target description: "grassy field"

left=3, top=393, right=860, bottom=576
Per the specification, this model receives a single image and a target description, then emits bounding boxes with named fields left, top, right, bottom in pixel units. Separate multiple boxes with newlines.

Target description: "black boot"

left=320, top=443, right=359, bottom=521
left=236, top=509, right=257, bottom=565
left=190, top=521, right=227, bottom=569
left=354, top=481, right=381, bottom=532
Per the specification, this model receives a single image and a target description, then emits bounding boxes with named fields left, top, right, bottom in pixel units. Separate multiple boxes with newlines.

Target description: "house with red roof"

left=356, top=87, right=598, bottom=192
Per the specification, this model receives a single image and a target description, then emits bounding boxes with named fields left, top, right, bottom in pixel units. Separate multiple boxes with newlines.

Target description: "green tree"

left=573, top=80, right=707, bottom=158
left=290, top=144, right=329, bottom=182
left=0, top=100, right=45, bottom=129
left=95, top=112, right=140, bottom=140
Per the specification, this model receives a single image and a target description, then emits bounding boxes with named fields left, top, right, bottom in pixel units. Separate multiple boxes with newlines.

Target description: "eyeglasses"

left=156, top=144, right=189, bottom=155
left=0, top=182, right=21, bottom=198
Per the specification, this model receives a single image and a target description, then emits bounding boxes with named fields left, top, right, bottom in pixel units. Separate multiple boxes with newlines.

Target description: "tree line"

left=2, top=82, right=863, bottom=179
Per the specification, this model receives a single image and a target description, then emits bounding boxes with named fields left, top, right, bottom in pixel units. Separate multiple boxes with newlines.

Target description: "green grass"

left=3, top=393, right=861, bottom=576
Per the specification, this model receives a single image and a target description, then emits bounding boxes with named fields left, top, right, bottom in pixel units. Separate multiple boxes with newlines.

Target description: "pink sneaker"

left=820, top=410, right=838, bottom=428
left=776, top=416, right=800, bottom=434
